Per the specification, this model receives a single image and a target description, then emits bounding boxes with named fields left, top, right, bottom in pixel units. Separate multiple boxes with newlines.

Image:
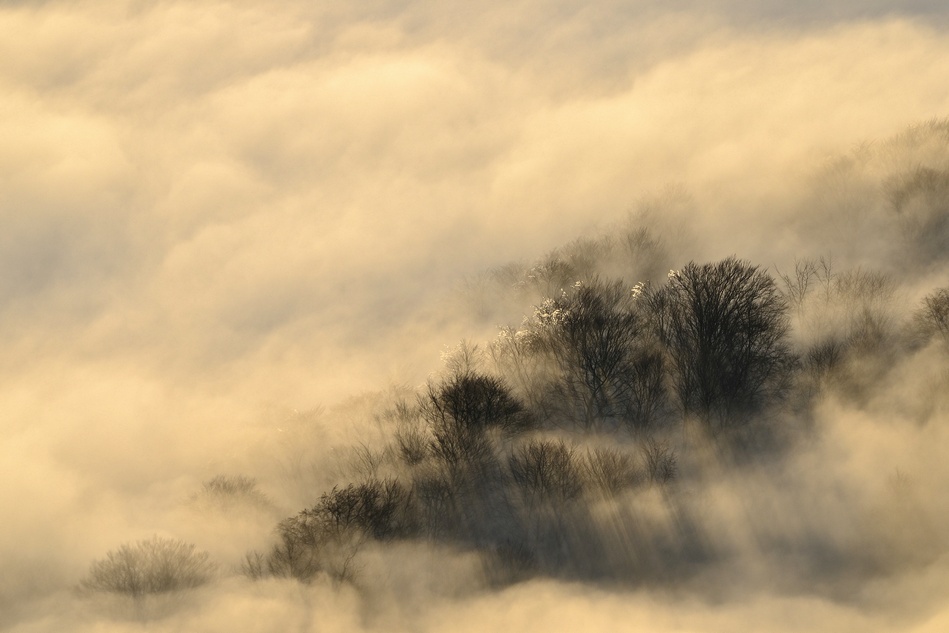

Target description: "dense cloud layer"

left=2, top=1, right=949, bottom=631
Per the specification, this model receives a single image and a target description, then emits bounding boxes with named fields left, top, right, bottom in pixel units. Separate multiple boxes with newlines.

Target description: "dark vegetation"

left=80, top=537, right=215, bottom=598
left=82, top=245, right=949, bottom=595
left=223, top=249, right=935, bottom=590
left=79, top=120, right=949, bottom=605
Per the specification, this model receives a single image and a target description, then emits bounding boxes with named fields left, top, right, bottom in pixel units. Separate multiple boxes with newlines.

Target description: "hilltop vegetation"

left=79, top=120, right=949, bottom=615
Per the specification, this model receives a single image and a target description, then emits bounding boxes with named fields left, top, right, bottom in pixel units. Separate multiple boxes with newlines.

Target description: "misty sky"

left=4, top=1, right=949, bottom=630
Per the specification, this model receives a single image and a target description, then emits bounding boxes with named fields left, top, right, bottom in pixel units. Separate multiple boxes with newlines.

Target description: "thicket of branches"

left=80, top=537, right=215, bottom=598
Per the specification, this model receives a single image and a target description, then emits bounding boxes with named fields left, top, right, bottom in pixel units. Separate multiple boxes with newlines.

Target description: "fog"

left=2, top=1, right=949, bottom=631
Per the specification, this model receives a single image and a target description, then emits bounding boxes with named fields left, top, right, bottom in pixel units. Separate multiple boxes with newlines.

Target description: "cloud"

left=2, top=1, right=949, bottom=630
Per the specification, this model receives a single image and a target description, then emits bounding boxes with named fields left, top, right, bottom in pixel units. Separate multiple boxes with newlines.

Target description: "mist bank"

left=9, top=120, right=949, bottom=631
left=3, top=1, right=949, bottom=631
left=2, top=2, right=949, bottom=404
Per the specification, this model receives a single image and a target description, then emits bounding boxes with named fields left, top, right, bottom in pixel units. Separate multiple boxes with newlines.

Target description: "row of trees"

left=493, top=257, right=794, bottom=434
left=230, top=257, right=788, bottom=585
left=78, top=256, right=794, bottom=596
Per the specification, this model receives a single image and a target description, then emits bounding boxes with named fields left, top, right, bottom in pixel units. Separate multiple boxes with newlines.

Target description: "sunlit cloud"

left=2, top=1, right=949, bottom=631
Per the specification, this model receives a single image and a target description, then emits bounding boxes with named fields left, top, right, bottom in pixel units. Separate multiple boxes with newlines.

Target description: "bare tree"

left=780, top=260, right=900, bottom=401
left=582, top=447, right=642, bottom=494
left=490, top=326, right=553, bottom=416
left=411, top=464, right=460, bottom=539
left=646, top=258, right=794, bottom=430
left=776, top=258, right=820, bottom=314
left=508, top=440, right=583, bottom=504
left=423, top=372, right=527, bottom=435
left=192, top=475, right=273, bottom=512
left=319, top=479, right=416, bottom=541
left=640, top=438, right=677, bottom=484
left=80, top=537, right=215, bottom=597
left=912, top=288, right=949, bottom=345
left=395, top=423, right=430, bottom=466
left=247, top=478, right=415, bottom=585
left=262, top=515, right=327, bottom=582
left=420, top=371, right=526, bottom=474
left=520, top=279, right=666, bottom=430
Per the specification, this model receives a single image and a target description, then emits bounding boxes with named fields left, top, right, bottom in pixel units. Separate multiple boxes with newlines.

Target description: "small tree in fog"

left=886, top=166, right=949, bottom=266
left=247, top=478, right=416, bottom=584
left=509, top=440, right=583, bottom=504
left=420, top=371, right=526, bottom=471
left=912, top=288, right=949, bottom=345
left=411, top=464, right=460, bottom=539
left=319, top=478, right=416, bottom=541
left=81, top=536, right=215, bottom=597
left=423, top=372, right=526, bottom=435
left=192, top=474, right=272, bottom=512
left=640, top=438, right=677, bottom=484
left=262, top=514, right=327, bottom=582
left=490, top=326, right=553, bottom=416
left=779, top=258, right=901, bottom=400
left=521, top=279, right=666, bottom=429
left=646, top=258, right=793, bottom=429
left=582, top=447, right=642, bottom=494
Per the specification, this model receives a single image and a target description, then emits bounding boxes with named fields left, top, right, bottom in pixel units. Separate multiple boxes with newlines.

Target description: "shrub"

left=582, top=447, right=642, bottom=494
left=246, top=478, right=416, bottom=584
left=422, top=372, right=527, bottom=435
left=193, top=475, right=271, bottom=511
left=420, top=372, right=525, bottom=472
left=640, top=438, right=677, bottom=484
left=80, top=537, right=215, bottom=597
left=509, top=440, right=583, bottom=503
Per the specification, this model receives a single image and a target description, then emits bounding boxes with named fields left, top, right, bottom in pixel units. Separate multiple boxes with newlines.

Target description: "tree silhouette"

left=912, top=287, right=949, bottom=346
left=246, top=478, right=415, bottom=584
left=509, top=439, right=583, bottom=504
left=520, top=279, right=665, bottom=430
left=646, top=257, right=794, bottom=429
left=81, top=537, right=215, bottom=597
left=420, top=371, right=526, bottom=471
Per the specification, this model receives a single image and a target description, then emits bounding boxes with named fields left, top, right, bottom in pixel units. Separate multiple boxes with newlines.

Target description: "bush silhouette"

left=192, top=474, right=272, bottom=512
left=80, top=536, right=215, bottom=597
left=246, top=478, right=416, bottom=584
left=509, top=439, right=583, bottom=504
left=912, top=288, right=949, bottom=345
left=420, top=371, right=526, bottom=472
left=582, top=447, right=642, bottom=494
